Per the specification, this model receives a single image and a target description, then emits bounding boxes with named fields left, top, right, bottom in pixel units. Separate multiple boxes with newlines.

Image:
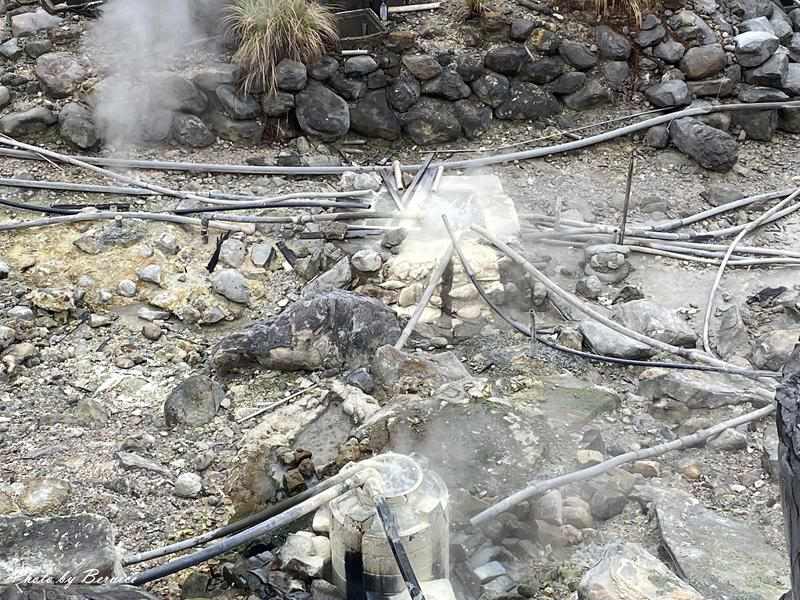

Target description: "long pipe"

left=2, top=102, right=799, bottom=175
left=0, top=211, right=254, bottom=233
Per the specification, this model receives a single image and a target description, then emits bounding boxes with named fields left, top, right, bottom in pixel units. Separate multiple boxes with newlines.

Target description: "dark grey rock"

left=550, top=71, right=586, bottom=94
left=669, top=117, right=738, bottom=171
left=739, top=15, right=775, bottom=33
left=744, top=51, right=788, bottom=87
left=191, top=63, right=240, bottom=91
left=559, top=40, right=598, bottom=70
left=10, top=9, right=62, bottom=37
left=734, top=31, right=779, bottom=67
left=645, top=79, right=691, bottom=107
left=372, top=345, right=470, bottom=392
left=262, top=92, right=295, bottom=117
left=714, top=305, right=751, bottom=360
left=520, top=57, right=565, bottom=84
left=688, top=78, right=735, bottom=96
left=0, top=514, right=118, bottom=582
left=402, top=54, right=442, bottom=80
left=612, top=300, right=697, bottom=346
left=302, top=257, right=352, bottom=298
left=654, top=38, right=686, bottom=63
left=780, top=107, right=800, bottom=132
left=738, top=85, right=789, bottom=101
left=732, top=108, right=778, bottom=140
left=328, top=72, right=365, bottom=101
left=495, top=81, right=561, bottom=120
left=701, top=184, right=745, bottom=206
left=770, top=6, right=794, bottom=42
left=308, top=56, right=339, bottom=81
left=403, top=98, right=462, bottom=144
left=0, top=38, right=21, bottom=60
left=471, top=72, right=510, bottom=108
left=164, top=375, right=224, bottom=427
left=602, top=61, right=630, bottom=90
left=276, top=59, right=308, bottom=92
left=456, top=52, right=484, bottom=82
left=637, top=23, right=667, bottom=47
left=58, top=102, right=98, bottom=149
left=140, top=109, right=174, bottom=142
left=563, top=78, right=612, bottom=110
left=530, top=28, right=561, bottom=55
left=387, top=73, right=420, bottom=111
left=784, top=63, right=800, bottom=96
left=791, top=8, right=800, bottom=31
left=422, top=70, right=471, bottom=100
left=367, top=69, right=387, bottom=89
left=579, top=320, right=655, bottom=359
left=596, top=25, right=632, bottom=60
left=730, top=0, right=774, bottom=19
left=484, top=46, right=529, bottom=75
left=171, top=114, right=215, bottom=147
left=152, top=73, right=208, bottom=115
left=73, top=220, right=145, bottom=254
left=789, top=33, right=800, bottom=63
left=211, top=269, right=250, bottom=304
left=344, top=55, right=378, bottom=76
left=638, top=368, right=773, bottom=408
left=645, top=124, right=670, bottom=147
left=295, top=82, right=349, bottom=141
left=212, top=290, right=401, bottom=373
left=762, top=426, right=779, bottom=479
left=34, top=51, right=86, bottom=98
left=0, top=87, right=9, bottom=111
left=668, top=10, right=717, bottom=46
left=679, top=44, right=726, bottom=79
left=349, top=90, right=401, bottom=140
left=752, top=328, right=800, bottom=370
left=654, top=488, right=788, bottom=598
left=216, top=84, right=260, bottom=120
left=346, top=367, right=375, bottom=394
left=454, top=98, right=492, bottom=139
left=590, top=486, right=628, bottom=520
left=511, top=19, right=537, bottom=42
left=206, top=110, right=263, bottom=143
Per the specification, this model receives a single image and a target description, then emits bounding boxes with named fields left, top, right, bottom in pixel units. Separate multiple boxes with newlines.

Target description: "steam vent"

left=2, top=0, right=800, bottom=598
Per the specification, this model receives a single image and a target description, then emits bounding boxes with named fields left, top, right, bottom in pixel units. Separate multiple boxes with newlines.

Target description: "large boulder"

left=471, top=72, right=511, bottom=108
left=386, top=73, right=420, bottom=112
left=751, top=329, right=800, bottom=370
left=495, top=81, right=561, bottom=120
left=58, top=102, right=99, bottom=149
left=669, top=117, right=738, bottom=171
left=164, top=375, right=225, bottom=427
left=0, top=514, right=118, bottom=582
left=744, top=51, right=788, bottom=87
left=595, top=25, right=632, bottom=60
left=402, top=97, right=462, bottom=144
left=276, top=59, right=308, bottom=91
left=350, top=90, right=402, bottom=140
left=0, top=107, right=57, bottom=136
left=402, top=54, right=442, bottom=80
left=171, top=114, right=216, bottom=147
left=563, top=78, right=612, bottom=110
left=612, top=300, right=698, bottom=347
left=578, top=320, right=656, bottom=359
left=372, top=345, right=470, bottom=394
left=668, top=10, right=717, bottom=46
left=152, top=73, right=208, bottom=114
left=484, top=46, right=529, bottom=74
left=558, top=40, right=598, bottom=70
left=295, top=82, right=350, bottom=141
left=638, top=367, right=773, bottom=409
left=454, top=98, right=492, bottom=139
left=34, top=52, right=87, bottom=98
left=10, top=9, right=62, bottom=37
left=216, top=84, right=260, bottom=120
left=579, top=543, right=704, bottom=599
left=645, top=80, right=691, bottom=107
left=422, top=70, right=471, bottom=100
left=679, top=44, right=726, bottom=79
left=734, top=31, right=779, bottom=67
left=212, top=290, right=401, bottom=373
left=732, top=108, right=778, bottom=141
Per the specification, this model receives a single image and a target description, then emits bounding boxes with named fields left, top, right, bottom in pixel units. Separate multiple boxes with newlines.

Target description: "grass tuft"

left=588, top=0, right=651, bottom=26
left=226, top=0, right=338, bottom=94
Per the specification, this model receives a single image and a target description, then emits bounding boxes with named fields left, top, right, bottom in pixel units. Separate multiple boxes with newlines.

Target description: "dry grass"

left=462, top=0, right=486, bottom=19
left=226, top=0, right=338, bottom=94
left=586, top=0, right=651, bottom=26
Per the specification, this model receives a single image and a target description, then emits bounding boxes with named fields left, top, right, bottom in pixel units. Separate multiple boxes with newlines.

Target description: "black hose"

left=374, top=497, right=427, bottom=600
left=440, top=217, right=779, bottom=379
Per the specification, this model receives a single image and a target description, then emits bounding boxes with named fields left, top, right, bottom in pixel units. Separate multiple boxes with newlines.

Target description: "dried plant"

left=463, top=0, right=486, bottom=19
left=588, top=0, right=651, bottom=26
left=226, top=0, right=338, bottom=94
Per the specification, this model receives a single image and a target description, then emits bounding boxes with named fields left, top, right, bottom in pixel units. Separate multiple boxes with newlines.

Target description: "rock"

left=511, top=19, right=537, bottom=41
left=789, top=33, right=800, bottom=63
left=752, top=329, right=800, bottom=370
left=0, top=326, right=14, bottom=351
left=734, top=31, right=779, bottom=67
left=454, top=98, right=492, bottom=139
left=551, top=71, right=586, bottom=94
left=534, top=490, right=564, bottom=525
left=0, top=514, right=117, bottom=582
left=637, top=23, right=667, bottom=47
left=783, top=63, right=800, bottom=96
left=638, top=367, right=773, bottom=408
left=577, top=449, right=605, bottom=466
left=58, top=102, right=98, bottom=150
left=351, top=249, right=382, bottom=273
left=345, top=55, right=378, bottom=76
left=403, top=97, right=461, bottom=144
left=117, top=451, right=171, bottom=476
left=563, top=78, right=612, bottom=110
left=164, top=375, right=224, bottom=427
left=654, top=488, right=788, bottom=598
left=422, top=70, right=471, bottom=100
left=590, top=487, right=627, bottom=520
left=149, top=73, right=208, bottom=115
left=372, top=345, right=470, bottom=392
left=688, top=77, right=735, bottom=97
left=174, top=473, right=203, bottom=498
left=213, top=290, right=401, bottom=373
left=302, top=257, right=352, bottom=298
left=602, top=61, right=630, bottom=91
left=192, top=63, right=240, bottom=91
left=136, top=264, right=162, bottom=286
left=579, top=320, right=655, bottom=359
left=669, top=117, right=737, bottom=171
left=631, top=460, right=660, bottom=477
left=668, top=10, right=717, bottom=46
left=308, top=56, right=339, bottom=81
left=771, top=6, right=794, bottom=42
left=579, top=542, right=704, bottom=600
left=471, top=72, right=510, bottom=108
left=596, top=25, right=632, bottom=60
left=612, top=300, right=697, bottom=346
left=210, top=269, right=249, bottom=304
left=350, top=90, right=401, bottom=140
left=762, top=426, right=779, bottom=478
left=456, top=52, right=484, bottom=82
left=732, top=108, right=778, bottom=141
left=645, top=80, right=691, bottom=106
left=295, top=82, right=349, bottom=141
left=679, top=44, right=726, bottom=79
left=557, top=40, right=597, bottom=70
left=484, top=46, right=528, bottom=74
left=780, top=107, right=800, bottom=132
left=280, top=531, right=330, bottom=578
left=714, top=304, right=751, bottom=359
left=171, top=114, right=216, bottom=147
left=530, top=28, right=561, bottom=54
left=219, top=239, right=246, bottom=268
left=206, top=110, right=263, bottom=143
left=216, top=84, right=260, bottom=120
left=276, top=59, right=308, bottom=92
left=19, top=478, right=70, bottom=514
left=262, top=92, right=295, bottom=117
left=708, top=428, right=748, bottom=450
left=10, top=9, right=62, bottom=37
left=142, top=323, right=162, bottom=341
left=8, top=306, right=34, bottom=321
left=328, top=72, right=365, bottom=101
left=655, top=38, right=686, bottom=63
left=31, top=288, right=74, bottom=313
left=74, top=220, right=145, bottom=255
left=0, top=87, right=9, bottom=110
left=330, top=380, right=379, bottom=424
left=730, top=0, right=774, bottom=19
left=744, top=51, right=788, bottom=87
left=34, top=52, right=88, bottom=98
left=495, top=81, right=561, bottom=120
left=387, top=73, right=420, bottom=112
left=739, top=15, right=776, bottom=33
left=521, top=57, right=566, bottom=84
left=0, top=106, right=57, bottom=136
left=645, top=124, right=670, bottom=147
left=0, top=38, right=21, bottom=60
left=402, top=54, right=442, bottom=80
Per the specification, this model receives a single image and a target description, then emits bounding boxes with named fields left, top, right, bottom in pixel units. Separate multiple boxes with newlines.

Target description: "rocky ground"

left=2, top=1, right=800, bottom=600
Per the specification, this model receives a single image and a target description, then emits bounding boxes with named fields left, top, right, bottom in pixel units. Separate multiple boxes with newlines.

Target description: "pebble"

left=142, top=323, right=163, bottom=341
left=350, top=249, right=382, bottom=272
left=708, top=428, right=747, bottom=451
left=174, top=472, right=203, bottom=498
left=630, top=460, right=661, bottom=478
left=156, top=232, right=179, bottom=255
left=8, top=306, right=34, bottom=321
left=576, top=449, right=604, bottom=466
left=678, top=459, right=702, bottom=480
left=117, top=279, right=137, bottom=297
left=89, top=314, right=112, bottom=328
left=137, top=264, right=162, bottom=285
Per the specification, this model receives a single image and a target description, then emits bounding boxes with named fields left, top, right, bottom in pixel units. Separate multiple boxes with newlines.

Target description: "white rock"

left=312, top=505, right=332, bottom=534
left=351, top=249, right=382, bottom=273
left=118, top=279, right=137, bottom=297
left=174, top=472, right=202, bottom=498
left=8, top=306, right=34, bottom=321
left=0, top=326, right=14, bottom=350
left=137, top=264, right=162, bottom=285
left=280, top=531, right=330, bottom=578
left=220, top=238, right=247, bottom=268
left=156, top=232, right=179, bottom=255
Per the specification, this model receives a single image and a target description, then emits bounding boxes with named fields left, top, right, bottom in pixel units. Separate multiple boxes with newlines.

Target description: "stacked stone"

left=577, top=244, right=631, bottom=300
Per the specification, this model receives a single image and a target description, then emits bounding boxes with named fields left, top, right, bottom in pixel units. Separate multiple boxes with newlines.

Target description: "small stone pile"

left=577, top=244, right=631, bottom=299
